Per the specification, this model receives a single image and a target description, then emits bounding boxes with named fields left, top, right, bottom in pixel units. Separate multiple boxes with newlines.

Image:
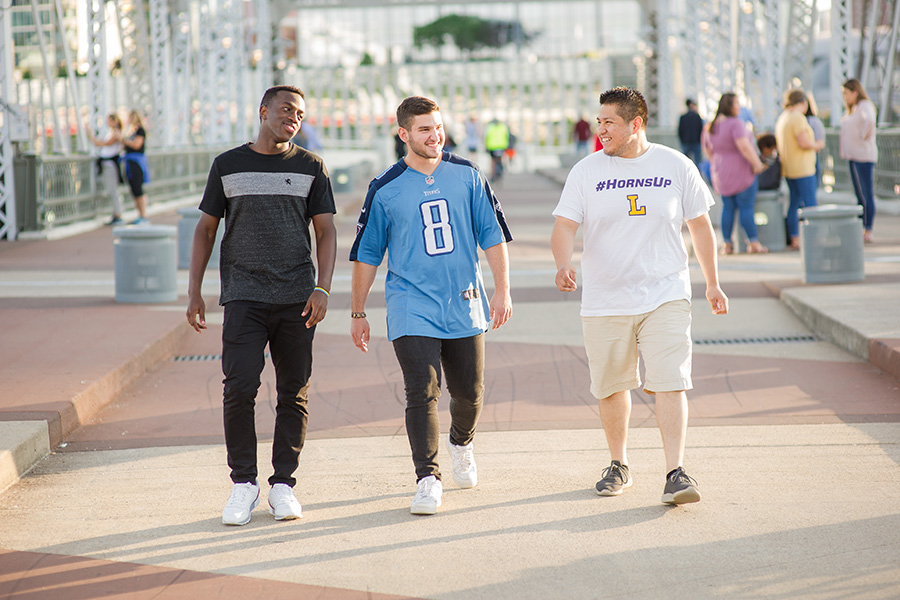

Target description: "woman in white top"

left=86, top=114, right=124, bottom=225
left=840, top=78, right=878, bottom=243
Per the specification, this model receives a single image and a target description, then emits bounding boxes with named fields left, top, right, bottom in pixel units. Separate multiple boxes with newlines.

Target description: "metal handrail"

left=18, top=147, right=226, bottom=230
left=13, top=130, right=900, bottom=233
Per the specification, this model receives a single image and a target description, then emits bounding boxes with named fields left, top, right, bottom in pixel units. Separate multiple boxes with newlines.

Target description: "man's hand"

left=186, top=294, right=207, bottom=332
left=555, top=265, right=578, bottom=292
left=302, top=288, right=329, bottom=328
left=350, top=317, right=370, bottom=352
left=707, top=285, right=729, bottom=315
left=489, top=291, right=512, bottom=329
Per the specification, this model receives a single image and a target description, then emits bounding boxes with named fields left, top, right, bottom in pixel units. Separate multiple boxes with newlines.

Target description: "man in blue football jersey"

left=350, top=96, right=513, bottom=515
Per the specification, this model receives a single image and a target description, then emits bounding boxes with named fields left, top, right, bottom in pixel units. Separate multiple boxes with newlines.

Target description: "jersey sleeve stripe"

left=445, top=151, right=513, bottom=243
left=349, top=161, right=407, bottom=261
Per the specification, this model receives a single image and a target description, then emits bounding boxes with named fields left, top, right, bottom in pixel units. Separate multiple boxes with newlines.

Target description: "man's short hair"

left=397, top=96, right=440, bottom=130
left=260, top=85, right=305, bottom=110
left=599, top=87, right=649, bottom=128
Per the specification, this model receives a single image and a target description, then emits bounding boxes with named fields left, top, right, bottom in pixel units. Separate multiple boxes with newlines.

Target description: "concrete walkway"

left=1, top=171, right=898, bottom=599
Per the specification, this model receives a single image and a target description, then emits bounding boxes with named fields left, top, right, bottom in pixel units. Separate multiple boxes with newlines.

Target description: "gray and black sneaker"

left=661, top=467, right=701, bottom=505
left=595, top=460, right=632, bottom=496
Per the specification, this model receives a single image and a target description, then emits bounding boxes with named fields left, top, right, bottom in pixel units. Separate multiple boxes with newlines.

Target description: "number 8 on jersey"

left=420, top=199, right=455, bottom=255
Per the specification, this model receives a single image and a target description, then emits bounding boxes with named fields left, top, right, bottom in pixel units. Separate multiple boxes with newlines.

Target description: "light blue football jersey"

left=350, top=152, right=512, bottom=340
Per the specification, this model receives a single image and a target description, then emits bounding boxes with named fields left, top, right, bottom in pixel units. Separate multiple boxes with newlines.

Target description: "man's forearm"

left=351, top=261, right=378, bottom=311
left=484, top=242, right=510, bottom=294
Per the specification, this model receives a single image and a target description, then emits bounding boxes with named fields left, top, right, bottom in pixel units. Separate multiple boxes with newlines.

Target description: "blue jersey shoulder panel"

left=349, top=160, right=407, bottom=261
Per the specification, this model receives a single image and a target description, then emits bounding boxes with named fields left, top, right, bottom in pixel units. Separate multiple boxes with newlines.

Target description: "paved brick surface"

left=1, top=171, right=899, bottom=599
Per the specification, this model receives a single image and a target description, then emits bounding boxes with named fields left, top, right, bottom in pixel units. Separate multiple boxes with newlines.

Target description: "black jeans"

left=222, top=301, right=314, bottom=487
left=392, top=334, right=485, bottom=482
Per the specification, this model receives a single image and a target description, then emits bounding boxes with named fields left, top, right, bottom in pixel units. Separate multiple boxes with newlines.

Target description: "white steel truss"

left=150, top=0, right=173, bottom=147
left=830, top=0, right=854, bottom=120
left=170, top=1, right=193, bottom=147
left=54, top=0, right=88, bottom=152
left=693, top=0, right=737, bottom=118
left=0, top=8, right=17, bottom=240
left=116, top=0, right=153, bottom=119
left=5, top=0, right=897, bottom=175
left=784, top=0, right=818, bottom=89
left=30, top=0, right=66, bottom=154
left=738, top=0, right=783, bottom=129
left=640, top=0, right=675, bottom=128
left=758, top=0, right=784, bottom=126
left=878, top=0, right=900, bottom=126
left=86, top=0, right=111, bottom=130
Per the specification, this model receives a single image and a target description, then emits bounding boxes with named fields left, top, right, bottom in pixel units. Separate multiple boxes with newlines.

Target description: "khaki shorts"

left=581, top=299, right=692, bottom=399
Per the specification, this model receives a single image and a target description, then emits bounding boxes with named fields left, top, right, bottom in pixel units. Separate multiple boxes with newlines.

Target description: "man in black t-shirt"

left=186, top=85, right=337, bottom=526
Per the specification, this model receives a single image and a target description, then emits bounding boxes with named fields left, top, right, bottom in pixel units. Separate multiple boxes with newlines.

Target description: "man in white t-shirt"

left=551, top=87, right=728, bottom=505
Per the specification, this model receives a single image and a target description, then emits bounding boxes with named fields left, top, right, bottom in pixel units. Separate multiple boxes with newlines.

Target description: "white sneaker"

left=222, top=481, right=259, bottom=526
left=410, top=475, right=442, bottom=515
left=446, top=435, right=478, bottom=488
left=268, top=483, right=303, bottom=520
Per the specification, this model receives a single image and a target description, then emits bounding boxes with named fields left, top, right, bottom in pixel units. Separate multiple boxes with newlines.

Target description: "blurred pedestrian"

left=702, top=92, right=767, bottom=254
left=805, top=93, right=825, bottom=187
left=122, top=110, right=150, bottom=225
left=756, top=133, right=781, bottom=192
left=465, top=114, right=481, bottom=155
left=484, top=117, right=510, bottom=182
left=573, top=115, right=593, bottom=157
left=775, top=89, right=824, bottom=249
left=85, top=113, right=124, bottom=225
left=678, top=99, right=704, bottom=167
left=840, top=78, right=878, bottom=243
left=292, top=121, right=323, bottom=153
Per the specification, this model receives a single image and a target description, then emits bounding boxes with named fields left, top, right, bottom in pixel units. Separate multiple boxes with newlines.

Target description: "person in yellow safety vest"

left=484, top=118, right=510, bottom=181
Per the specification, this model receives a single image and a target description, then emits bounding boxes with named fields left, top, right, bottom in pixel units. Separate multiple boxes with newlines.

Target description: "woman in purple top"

left=840, top=79, right=878, bottom=243
left=702, top=93, right=767, bottom=254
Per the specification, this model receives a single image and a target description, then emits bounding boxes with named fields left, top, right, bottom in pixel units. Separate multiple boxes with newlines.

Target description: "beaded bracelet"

left=351, top=312, right=367, bottom=319
left=314, top=286, right=330, bottom=297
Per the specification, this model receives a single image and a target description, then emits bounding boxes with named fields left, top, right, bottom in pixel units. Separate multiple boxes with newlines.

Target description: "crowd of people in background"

left=87, top=78, right=879, bottom=250
left=674, top=78, right=878, bottom=253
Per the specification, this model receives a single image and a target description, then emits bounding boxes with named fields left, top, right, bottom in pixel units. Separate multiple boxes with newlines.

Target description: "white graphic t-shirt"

left=553, top=143, right=714, bottom=316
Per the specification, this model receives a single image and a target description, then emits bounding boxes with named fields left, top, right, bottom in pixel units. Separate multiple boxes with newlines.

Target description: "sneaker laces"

left=225, top=483, right=257, bottom=508
left=669, top=468, right=697, bottom=486
left=451, top=444, right=474, bottom=471
left=601, top=463, right=624, bottom=483
left=414, top=478, right=436, bottom=502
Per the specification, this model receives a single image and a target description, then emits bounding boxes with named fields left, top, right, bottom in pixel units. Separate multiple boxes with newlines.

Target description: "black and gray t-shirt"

left=199, top=143, right=336, bottom=305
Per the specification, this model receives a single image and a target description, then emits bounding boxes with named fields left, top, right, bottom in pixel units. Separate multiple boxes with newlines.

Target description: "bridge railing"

left=10, top=129, right=900, bottom=235
left=14, top=147, right=225, bottom=232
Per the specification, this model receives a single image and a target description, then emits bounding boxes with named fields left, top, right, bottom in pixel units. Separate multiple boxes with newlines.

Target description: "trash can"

left=177, top=207, right=223, bottom=270
left=754, top=191, right=786, bottom=252
left=732, top=191, right=785, bottom=252
left=799, top=204, right=864, bottom=284
left=332, top=167, right=353, bottom=193
left=113, top=224, right=178, bottom=303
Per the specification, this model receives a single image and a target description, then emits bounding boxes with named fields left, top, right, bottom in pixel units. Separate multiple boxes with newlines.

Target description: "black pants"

left=222, top=301, right=314, bottom=487
left=392, top=334, right=485, bottom=482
